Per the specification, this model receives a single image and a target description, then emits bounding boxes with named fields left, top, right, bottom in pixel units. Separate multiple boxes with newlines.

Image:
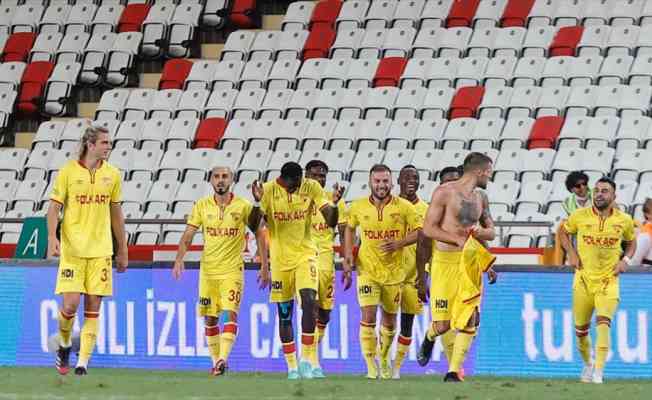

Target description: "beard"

left=215, top=187, right=228, bottom=195
left=372, top=189, right=390, bottom=200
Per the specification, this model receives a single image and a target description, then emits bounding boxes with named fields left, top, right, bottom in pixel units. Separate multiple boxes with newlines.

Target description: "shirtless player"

left=416, top=152, right=497, bottom=382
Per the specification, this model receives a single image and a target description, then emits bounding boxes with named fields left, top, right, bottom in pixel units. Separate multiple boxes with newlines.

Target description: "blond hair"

left=78, top=123, right=109, bottom=160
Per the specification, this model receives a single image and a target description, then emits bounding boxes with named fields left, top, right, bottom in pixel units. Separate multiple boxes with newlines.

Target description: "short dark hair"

left=596, top=176, right=616, bottom=191
left=565, top=171, right=589, bottom=192
left=369, top=164, right=391, bottom=175
left=439, top=166, right=459, bottom=181
left=400, top=164, right=417, bottom=173
left=644, top=198, right=652, bottom=214
left=462, top=152, right=493, bottom=173
left=305, top=159, right=328, bottom=172
left=280, top=162, right=302, bottom=180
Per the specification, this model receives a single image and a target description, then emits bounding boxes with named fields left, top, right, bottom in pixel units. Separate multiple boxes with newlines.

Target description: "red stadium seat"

left=193, top=118, right=228, bottom=148
left=527, top=116, right=564, bottom=149
left=372, top=57, right=408, bottom=87
left=310, top=0, right=343, bottom=30
left=159, top=59, right=193, bottom=90
left=449, top=86, right=485, bottom=119
left=17, top=61, right=55, bottom=116
left=302, top=25, right=336, bottom=60
left=118, top=4, right=151, bottom=33
left=446, top=0, right=480, bottom=28
left=230, top=0, right=261, bottom=29
left=1, top=32, right=37, bottom=63
left=500, top=0, right=535, bottom=27
left=549, top=26, right=584, bottom=57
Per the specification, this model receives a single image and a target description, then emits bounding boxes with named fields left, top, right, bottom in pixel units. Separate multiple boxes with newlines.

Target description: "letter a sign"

left=14, top=217, right=48, bottom=259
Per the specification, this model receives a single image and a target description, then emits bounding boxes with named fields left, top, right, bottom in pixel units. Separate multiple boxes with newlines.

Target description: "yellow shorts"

left=198, top=272, right=243, bottom=317
left=357, top=274, right=401, bottom=314
left=429, top=250, right=461, bottom=322
left=271, top=260, right=318, bottom=303
left=400, top=282, right=424, bottom=315
left=317, top=268, right=335, bottom=310
left=55, top=252, right=113, bottom=296
left=573, top=274, right=620, bottom=326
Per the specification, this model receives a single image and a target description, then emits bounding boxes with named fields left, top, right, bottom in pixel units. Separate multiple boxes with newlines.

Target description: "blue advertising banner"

left=0, top=265, right=650, bottom=378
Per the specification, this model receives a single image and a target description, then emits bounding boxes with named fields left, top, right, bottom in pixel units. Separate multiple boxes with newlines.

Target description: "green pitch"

left=0, top=367, right=650, bottom=400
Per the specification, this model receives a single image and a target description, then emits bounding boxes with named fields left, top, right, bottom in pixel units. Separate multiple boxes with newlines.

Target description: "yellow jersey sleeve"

left=50, top=167, right=68, bottom=204
left=406, top=201, right=422, bottom=231
left=623, top=216, right=635, bottom=241
left=564, top=210, right=580, bottom=234
left=241, top=199, right=253, bottom=229
left=307, top=179, right=330, bottom=210
left=337, top=200, right=347, bottom=226
left=347, top=203, right=359, bottom=228
left=187, top=201, right=203, bottom=228
left=110, top=170, right=122, bottom=203
left=260, top=182, right=272, bottom=218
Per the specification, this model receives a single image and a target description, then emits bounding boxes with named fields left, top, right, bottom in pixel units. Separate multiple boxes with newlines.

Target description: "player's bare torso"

left=436, top=183, right=486, bottom=252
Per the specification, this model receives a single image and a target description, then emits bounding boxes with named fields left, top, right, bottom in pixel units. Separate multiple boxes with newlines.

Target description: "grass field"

left=0, top=368, right=650, bottom=400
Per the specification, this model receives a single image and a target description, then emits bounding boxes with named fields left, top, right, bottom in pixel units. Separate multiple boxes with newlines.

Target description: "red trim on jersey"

left=50, top=199, right=64, bottom=206
left=84, top=311, right=99, bottom=319
left=360, top=321, right=375, bottom=328
left=462, top=293, right=481, bottom=304
left=205, top=325, right=220, bottom=336
left=282, top=342, right=296, bottom=354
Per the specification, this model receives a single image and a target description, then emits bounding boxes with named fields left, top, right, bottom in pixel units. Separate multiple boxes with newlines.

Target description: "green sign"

left=14, top=217, right=48, bottom=259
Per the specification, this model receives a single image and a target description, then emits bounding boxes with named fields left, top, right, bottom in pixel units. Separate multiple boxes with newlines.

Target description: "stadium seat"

left=310, top=0, right=342, bottom=30
left=29, top=32, right=62, bottom=63
left=373, top=57, right=407, bottom=87
left=1, top=31, right=35, bottom=62
left=201, top=0, right=229, bottom=30
left=113, top=120, right=144, bottom=151
left=445, top=0, right=480, bottom=28
left=39, top=2, right=71, bottom=35
left=193, top=118, right=228, bottom=149
left=500, top=0, right=535, bottom=27
left=364, top=0, right=397, bottom=30
left=220, top=30, right=256, bottom=61
left=527, top=116, right=564, bottom=149
left=91, top=3, right=124, bottom=35
left=16, top=60, right=54, bottom=116
left=336, top=1, right=369, bottom=31
left=229, top=0, right=261, bottom=30
left=105, top=31, right=142, bottom=87
left=449, top=85, right=485, bottom=119
left=96, top=88, right=130, bottom=120
left=79, top=31, right=116, bottom=86
left=10, top=3, right=43, bottom=34
left=391, top=0, right=425, bottom=29
left=118, top=3, right=151, bottom=33
left=64, top=2, right=97, bottom=36
left=158, top=59, right=192, bottom=90
left=55, top=31, right=89, bottom=65
left=259, top=88, right=293, bottom=118
left=140, top=1, right=176, bottom=59
left=549, top=26, right=584, bottom=57
left=167, top=2, right=202, bottom=58
left=302, top=25, right=336, bottom=60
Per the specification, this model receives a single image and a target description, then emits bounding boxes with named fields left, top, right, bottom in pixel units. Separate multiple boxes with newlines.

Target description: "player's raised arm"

left=474, top=191, right=496, bottom=242
left=110, top=203, right=128, bottom=272
left=318, top=183, right=344, bottom=228
left=423, top=188, right=465, bottom=247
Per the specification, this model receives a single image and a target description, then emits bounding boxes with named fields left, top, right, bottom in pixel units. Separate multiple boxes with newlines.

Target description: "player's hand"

left=613, top=260, right=627, bottom=276
left=456, top=235, right=468, bottom=248
left=568, top=252, right=582, bottom=270
left=47, top=237, right=60, bottom=258
left=332, top=183, right=345, bottom=204
left=252, top=179, right=264, bottom=202
left=257, top=266, right=271, bottom=289
left=172, top=260, right=184, bottom=280
left=380, top=240, right=402, bottom=253
left=115, top=247, right=128, bottom=273
left=487, top=267, right=497, bottom=284
left=416, top=273, right=429, bottom=303
left=341, top=256, right=353, bottom=290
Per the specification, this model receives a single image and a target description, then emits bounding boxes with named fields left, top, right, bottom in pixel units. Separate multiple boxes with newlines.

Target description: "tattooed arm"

left=473, top=191, right=496, bottom=242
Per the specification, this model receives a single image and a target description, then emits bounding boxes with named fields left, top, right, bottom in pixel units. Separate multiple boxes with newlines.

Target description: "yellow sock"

left=595, top=323, right=611, bottom=370
left=449, top=330, right=475, bottom=373
left=282, top=342, right=298, bottom=371
left=441, top=330, right=456, bottom=362
left=393, top=335, right=411, bottom=372
left=317, top=322, right=326, bottom=343
left=205, top=325, right=221, bottom=365
left=359, top=323, right=378, bottom=376
left=379, top=326, right=396, bottom=361
left=301, top=333, right=318, bottom=366
left=58, top=309, right=75, bottom=347
left=219, top=323, right=237, bottom=362
left=76, top=311, right=99, bottom=368
left=577, top=334, right=592, bottom=365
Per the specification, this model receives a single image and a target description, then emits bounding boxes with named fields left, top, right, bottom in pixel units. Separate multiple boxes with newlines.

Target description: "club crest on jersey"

left=230, top=212, right=241, bottom=221
left=101, top=177, right=112, bottom=186
left=612, top=224, right=623, bottom=233
left=390, top=213, right=402, bottom=223
left=75, top=179, right=84, bottom=185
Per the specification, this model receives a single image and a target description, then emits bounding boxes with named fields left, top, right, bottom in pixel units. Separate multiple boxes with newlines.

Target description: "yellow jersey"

left=402, top=198, right=429, bottom=284
left=261, top=178, right=330, bottom=271
left=50, top=159, right=122, bottom=258
left=347, top=196, right=421, bottom=285
left=311, top=191, right=347, bottom=271
left=564, top=206, right=635, bottom=282
left=187, top=193, right=253, bottom=278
